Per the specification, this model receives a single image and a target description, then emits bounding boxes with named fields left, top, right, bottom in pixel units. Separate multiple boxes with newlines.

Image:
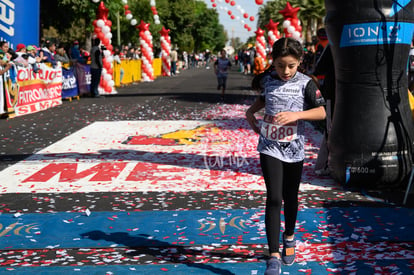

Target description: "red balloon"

left=106, top=20, right=112, bottom=27
left=225, top=0, right=230, bottom=3
left=212, top=3, right=216, bottom=7
left=244, top=24, right=248, bottom=29
left=243, top=13, right=249, bottom=19
left=247, top=27, right=252, bottom=31
left=291, top=18, right=299, bottom=27
left=255, top=0, right=263, bottom=4
left=231, top=15, right=235, bottom=19
left=228, top=10, right=232, bottom=15
left=230, top=1, right=236, bottom=6
left=97, top=32, right=104, bottom=41
left=211, top=0, right=215, bottom=2
left=124, top=5, right=129, bottom=10
left=249, top=16, right=255, bottom=21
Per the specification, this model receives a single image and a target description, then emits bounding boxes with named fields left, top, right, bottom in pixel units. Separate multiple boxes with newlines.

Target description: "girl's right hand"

left=246, top=111, right=260, bottom=134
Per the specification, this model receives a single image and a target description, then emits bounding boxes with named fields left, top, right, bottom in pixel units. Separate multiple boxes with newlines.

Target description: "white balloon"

left=109, top=80, right=115, bottom=87
left=106, top=56, right=113, bottom=63
left=126, top=13, right=133, bottom=20
left=287, top=26, right=295, bottom=33
left=104, top=73, right=111, bottom=82
left=154, top=15, right=159, bottom=20
left=122, top=0, right=127, bottom=4
left=145, top=30, right=151, bottom=36
left=92, top=0, right=99, bottom=3
left=104, top=50, right=111, bottom=57
left=102, top=68, right=108, bottom=75
left=155, top=19, right=161, bottom=25
left=105, top=32, right=113, bottom=39
left=102, top=25, right=110, bottom=34
left=150, top=0, right=155, bottom=6
left=131, top=19, right=137, bottom=25
left=283, top=20, right=291, bottom=28
left=96, top=19, right=105, bottom=28
left=293, top=31, right=301, bottom=39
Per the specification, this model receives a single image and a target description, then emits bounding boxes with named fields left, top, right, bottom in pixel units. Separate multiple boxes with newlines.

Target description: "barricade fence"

left=0, top=58, right=162, bottom=118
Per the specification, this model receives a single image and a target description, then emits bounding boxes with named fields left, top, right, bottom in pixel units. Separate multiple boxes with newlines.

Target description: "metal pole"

left=117, top=11, right=121, bottom=47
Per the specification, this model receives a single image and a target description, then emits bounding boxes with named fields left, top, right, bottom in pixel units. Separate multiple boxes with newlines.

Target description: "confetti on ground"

left=0, top=69, right=413, bottom=274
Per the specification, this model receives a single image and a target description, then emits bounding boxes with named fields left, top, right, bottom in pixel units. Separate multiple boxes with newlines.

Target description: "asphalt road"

left=0, top=66, right=255, bottom=171
left=0, top=64, right=413, bottom=274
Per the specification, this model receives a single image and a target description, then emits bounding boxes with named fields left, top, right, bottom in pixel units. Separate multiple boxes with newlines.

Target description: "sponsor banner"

left=10, top=63, right=62, bottom=117
left=0, top=0, right=40, bottom=47
left=340, top=22, right=414, bottom=47
left=0, top=120, right=336, bottom=193
left=74, top=62, right=91, bottom=95
left=61, top=66, right=78, bottom=98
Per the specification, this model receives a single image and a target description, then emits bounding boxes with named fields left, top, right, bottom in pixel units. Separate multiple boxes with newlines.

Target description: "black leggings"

left=260, top=153, right=303, bottom=254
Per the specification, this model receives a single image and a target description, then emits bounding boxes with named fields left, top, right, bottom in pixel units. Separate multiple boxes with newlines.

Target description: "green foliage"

left=40, top=0, right=227, bottom=53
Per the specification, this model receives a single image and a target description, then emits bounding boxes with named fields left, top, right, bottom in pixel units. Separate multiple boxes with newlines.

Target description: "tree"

left=300, top=0, right=326, bottom=43
left=39, top=0, right=227, bottom=53
left=41, top=0, right=123, bottom=50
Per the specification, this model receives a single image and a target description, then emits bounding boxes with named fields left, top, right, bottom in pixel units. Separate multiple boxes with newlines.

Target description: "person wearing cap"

left=69, top=40, right=85, bottom=63
left=26, top=45, right=41, bottom=73
left=16, top=43, right=26, bottom=53
left=13, top=43, right=30, bottom=67
left=54, top=44, right=70, bottom=64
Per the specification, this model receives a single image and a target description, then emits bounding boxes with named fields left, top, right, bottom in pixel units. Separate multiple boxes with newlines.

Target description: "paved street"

left=0, top=65, right=413, bottom=274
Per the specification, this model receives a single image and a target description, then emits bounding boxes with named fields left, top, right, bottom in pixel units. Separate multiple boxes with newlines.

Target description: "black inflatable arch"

left=325, top=0, right=414, bottom=187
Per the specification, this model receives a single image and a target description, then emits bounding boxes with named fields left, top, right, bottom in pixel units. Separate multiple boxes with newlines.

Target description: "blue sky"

left=202, top=0, right=271, bottom=43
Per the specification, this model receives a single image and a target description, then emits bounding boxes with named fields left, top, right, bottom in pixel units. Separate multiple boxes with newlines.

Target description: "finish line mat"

left=1, top=119, right=413, bottom=274
left=0, top=120, right=335, bottom=193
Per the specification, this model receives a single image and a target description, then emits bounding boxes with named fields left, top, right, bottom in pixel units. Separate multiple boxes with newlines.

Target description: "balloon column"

left=255, top=28, right=267, bottom=66
left=159, top=27, right=171, bottom=77
left=150, top=0, right=161, bottom=25
left=279, top=2, right=302, bottom=42
left=209, top=0, right=254, bottom=32
left=122, top=0, right=138, bottom=26
left=93, top=1, right=116, bottom=94
left=138, top=20, right=154, bottom=82
left=265, top=19, right=280, bottom=49
left=325, top=0, right=414, bottom=187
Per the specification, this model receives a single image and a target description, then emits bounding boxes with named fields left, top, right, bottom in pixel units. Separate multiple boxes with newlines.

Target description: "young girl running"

left=246, top=38, right=326, bottom=275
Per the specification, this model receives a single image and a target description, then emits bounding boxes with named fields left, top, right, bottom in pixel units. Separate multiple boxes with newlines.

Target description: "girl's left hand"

left=276, top=111, right=299, bottom=125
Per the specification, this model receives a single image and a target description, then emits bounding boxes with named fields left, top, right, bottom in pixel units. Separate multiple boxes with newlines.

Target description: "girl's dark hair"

left=251, top=66, right=274, bottom=91
left=271, top=37, right=303, bottom=60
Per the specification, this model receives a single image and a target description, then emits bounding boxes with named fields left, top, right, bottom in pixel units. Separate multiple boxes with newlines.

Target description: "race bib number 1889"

left=261, top=114, right=298, bottom=142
